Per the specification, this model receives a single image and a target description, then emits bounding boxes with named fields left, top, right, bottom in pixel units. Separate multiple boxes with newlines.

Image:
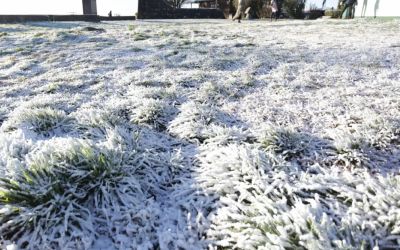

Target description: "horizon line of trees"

left=164, top=0, right=331, bottom=19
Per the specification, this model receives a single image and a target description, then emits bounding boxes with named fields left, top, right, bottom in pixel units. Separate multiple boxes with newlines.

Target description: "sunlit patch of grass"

left=260, top=128, right=313, bottom=161
left=2, top=108, right=74, bottom=136
left=143, top=87, right=178, bottom=101
left=177, top=39, right=193, bottom=48
left=166, top=50, right=179, bottom=57
left=196, top=81, right=240, bottom=102
left=15, top=47, right=24, bottom=53
left=45, top=83, right=60, bottom=94
left=73, top=109, right=127, bottom=140
left=131, top=100, right=164, bottom=126
left=129, top=98, right=178, bottom=132
left=242, top=72, right=257, bottom=87
left=1, top=19, right=400, bottom=249
left=54, top=30, right=82, bottom=41
left=133, top=33, right=151, bottom=41
left=34, top=32, right=46, bottom=38
left=0, top=140, right=128, bottom=247
left=199, top=143, right=400, bottom=249
left=332, top=148, right=369, bottom=169
left=168, top=101, right=239, bottom=142
left=0, top=118, right=182, bottom=248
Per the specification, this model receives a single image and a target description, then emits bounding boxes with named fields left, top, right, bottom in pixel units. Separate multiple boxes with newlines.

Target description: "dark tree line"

left=165, top=0, right=328, bottom=19
left=164, top=0, right=187, bottom=8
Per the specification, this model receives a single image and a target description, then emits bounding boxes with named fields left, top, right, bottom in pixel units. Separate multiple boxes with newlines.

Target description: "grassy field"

left=0, top=18, right=400, bottom=249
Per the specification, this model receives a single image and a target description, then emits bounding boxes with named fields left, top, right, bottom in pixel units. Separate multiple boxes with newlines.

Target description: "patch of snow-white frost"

left=0, top=18, right=400, bottom=249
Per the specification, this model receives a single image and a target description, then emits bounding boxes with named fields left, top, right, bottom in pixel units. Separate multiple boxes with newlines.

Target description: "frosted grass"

left=0, top=18, right=400, bottom=249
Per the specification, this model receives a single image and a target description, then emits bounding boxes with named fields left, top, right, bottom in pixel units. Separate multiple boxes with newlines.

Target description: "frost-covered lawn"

left=0, top=18, right=400, bottom=249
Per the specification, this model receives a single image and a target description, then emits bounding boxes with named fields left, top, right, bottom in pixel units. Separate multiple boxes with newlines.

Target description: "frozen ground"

left=0, top=18, right=400, bottom=249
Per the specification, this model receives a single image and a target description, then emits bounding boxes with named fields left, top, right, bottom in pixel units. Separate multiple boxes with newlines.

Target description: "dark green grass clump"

left=2, top=107, right=74, bottom=136
left=0, top=141, right=129, bottom=248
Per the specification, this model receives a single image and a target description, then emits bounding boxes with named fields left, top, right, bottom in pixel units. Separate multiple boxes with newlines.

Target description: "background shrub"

left=283, top=0, right=306, bottom=19
left=325, top=8, right=342, bottom=18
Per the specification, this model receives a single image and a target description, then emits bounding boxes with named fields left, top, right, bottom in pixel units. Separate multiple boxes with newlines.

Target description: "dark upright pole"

left=82, top=0, right=97, bottom=15
left=137, top=0, right=144, bottom=19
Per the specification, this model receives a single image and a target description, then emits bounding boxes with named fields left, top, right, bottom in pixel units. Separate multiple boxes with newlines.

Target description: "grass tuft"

left=0, top=141, right=125, bottom=246
left=260, top=128, right=313, bottom=161
left=2, top=108, right=74, bottom=136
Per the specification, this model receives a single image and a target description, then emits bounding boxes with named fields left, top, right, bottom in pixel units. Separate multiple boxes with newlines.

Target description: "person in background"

left=108, top=11, right=112, bottom=17
left=276, top=0, right=283, bottom=20
left=351, top=0, right=357, bottom=18
left=270, top=0, right=278, bottom=21
left=232, top=0, right=245, bottom=23
left=341, top=0, right=357, bottom=19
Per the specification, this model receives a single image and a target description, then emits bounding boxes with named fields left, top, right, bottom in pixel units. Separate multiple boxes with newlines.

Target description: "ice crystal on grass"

left=169, top=101, right=241, bottom=143
left=0, top=134, right=32, bottom=178
left=73, top=108, right=127, bottom=140
left=130, top=99, right=178, bottom=132
left=0, top=139, right=123, bottom=248
left=198, top=144, right=400, bottom=249
left=131, top=100, right=164, bottom=125
left=258, top=127, right=338, bottom=169
left=195, top=81, right=244, bottom=103
left=0, top=132, right=181, bottom=249
left=203, top=125, right=254, bottom=146
left=260, top=127, right=313, bottom=160
left=1, top=19, right=400, bottom=249
left=2, top=107, right=74, bottom=137
left=133, top=33, right=151, bottom=41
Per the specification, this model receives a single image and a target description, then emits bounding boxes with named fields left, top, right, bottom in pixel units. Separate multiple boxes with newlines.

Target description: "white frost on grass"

left=0, top=18, right=400, bottom=249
